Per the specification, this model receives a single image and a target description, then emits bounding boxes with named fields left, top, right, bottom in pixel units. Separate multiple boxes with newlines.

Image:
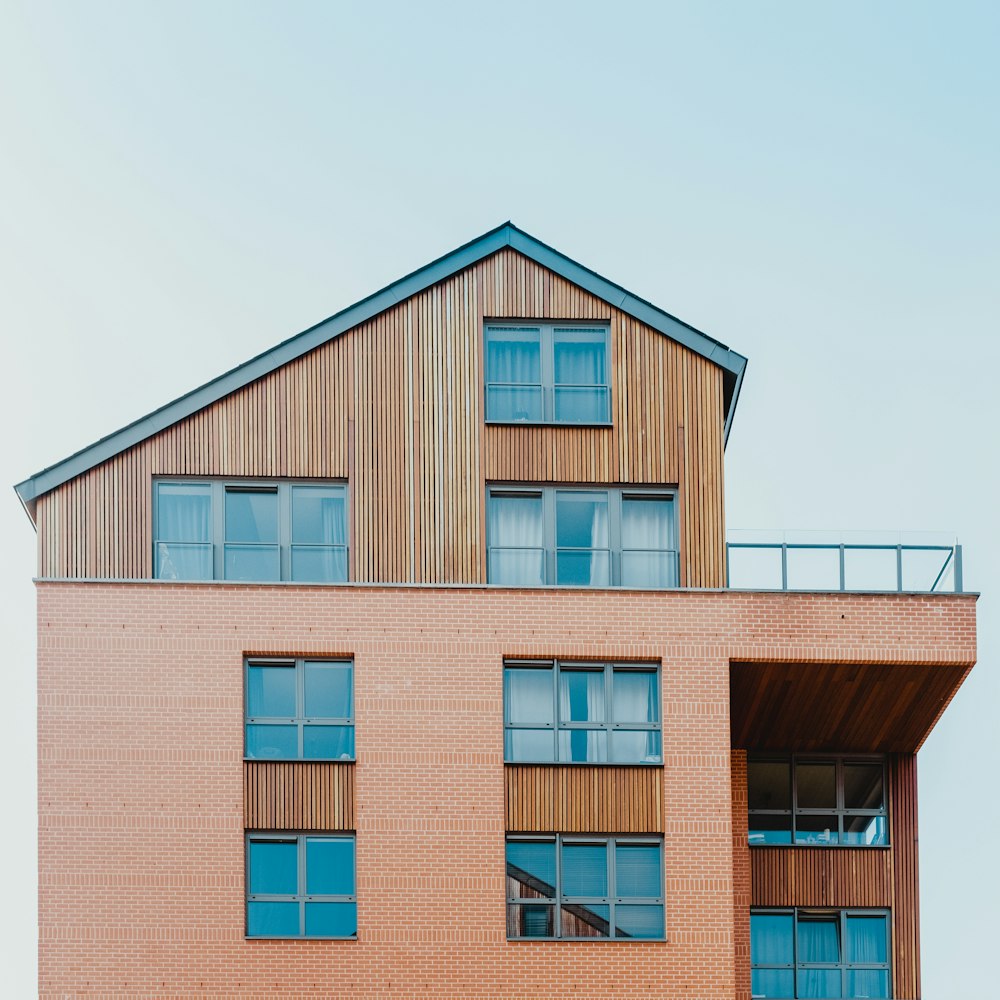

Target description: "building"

left=16, top=223, right=976, bottom=999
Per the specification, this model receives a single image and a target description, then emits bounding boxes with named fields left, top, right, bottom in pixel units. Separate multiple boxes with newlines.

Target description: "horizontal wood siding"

left=36, top=248, right=727, bottom=586
left=504, top=765, right=663, bottom=833
left=243, top=761, right=355, bottom=831
left=750, top=847, right=893, bottom=907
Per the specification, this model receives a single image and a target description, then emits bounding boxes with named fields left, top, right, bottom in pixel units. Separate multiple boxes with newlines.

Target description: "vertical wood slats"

left=750, top=848, right=893, bottom=906
left=36, top=247, right=727, bottom=588
left=243, top=762, right=355, bottom=831
left=504, top=765, right=663, bottom=833
left=889, top=753, right=920, bottom=999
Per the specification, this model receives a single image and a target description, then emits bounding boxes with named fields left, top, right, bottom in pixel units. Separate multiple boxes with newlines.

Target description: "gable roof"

left=14, top=222, right=747, bottom=519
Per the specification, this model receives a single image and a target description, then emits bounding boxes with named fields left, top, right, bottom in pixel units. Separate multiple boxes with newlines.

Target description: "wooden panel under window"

left=505, top=764, right=663, bottom=833
left=243, top=761, right=355, bottom=831
left=750, top=847, right=892, bottom=907
left=889, top=753, right=920, bottom=999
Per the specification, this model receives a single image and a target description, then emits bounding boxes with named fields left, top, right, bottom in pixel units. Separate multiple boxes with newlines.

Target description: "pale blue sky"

left=2, top=1, right=997, bottom=994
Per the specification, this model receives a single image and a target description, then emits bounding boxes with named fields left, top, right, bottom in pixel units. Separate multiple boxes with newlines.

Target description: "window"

left=154, top=480, right=348, bottom=582
left=748, top=756, right=887, bottom=847
left=751, top=909, right=890, bottom=998
left=506, top=835, right=663, bottom=939
left=485, top=323, right=610, bottom=424
left=487, top=486, right=677, bottom=587
left=245, top=658, right=354, bottom=761
left=504, top=660, right=661, bottom=764
left=246, top=833, right=356, bottom=938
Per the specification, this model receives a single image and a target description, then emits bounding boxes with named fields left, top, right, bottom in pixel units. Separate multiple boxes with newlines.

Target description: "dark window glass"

left=796, top=762, right=837, bottom=809
left=843, top=763, right=884, bottom=810
left=561, top=843, right=608, bottom=897
left=749, top=760, right=792, bottom=811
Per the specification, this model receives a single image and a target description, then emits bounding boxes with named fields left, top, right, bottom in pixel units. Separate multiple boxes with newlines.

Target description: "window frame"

left=486, top=484, right=679, bottom=588
left=245, top=832, right=357, bottom=939
left=484, top=322, right=612, bottom=425
left=503, top=659, right=662, bottom=765
left=748, top=754, right=889, bottom=848
left=506, top=834, right=665, bottom=941
left=750, top=907, right=892, bottom=998
left=244, top=657, right=355, bottom=762
left=153, top=477, right=349, bottom=582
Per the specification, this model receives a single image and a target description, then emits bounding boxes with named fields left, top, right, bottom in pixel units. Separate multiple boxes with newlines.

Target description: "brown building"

left=17, top=224, right=976, bottom=999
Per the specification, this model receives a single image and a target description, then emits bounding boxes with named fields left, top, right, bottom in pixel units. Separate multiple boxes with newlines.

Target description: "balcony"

left=726, top=530, right=963, bottom=593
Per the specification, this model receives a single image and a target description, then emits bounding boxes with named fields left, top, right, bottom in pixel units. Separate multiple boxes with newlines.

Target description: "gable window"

left=506, top=835, right=664, bottom=940
left=504, top=660, right=661, bottom=764
left=245, top=658, right=354, bottom=761
left=154, top=480, right=348, bottom=582
left=246, top=833, right=356, bottom=938
left=748, top=756, right=887, bottom=847
left=487, top=486, right=677, bottom=587
left=485, top=323, right=610, bottom=424
left=751, top=908, right=890, bottom=998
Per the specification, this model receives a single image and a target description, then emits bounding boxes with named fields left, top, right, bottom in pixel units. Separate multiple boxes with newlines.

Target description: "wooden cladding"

left=750, top=847, right=892, bottom=907
left=243, top=761, right=355, bottom=831
left=36, top=248, right=727, bottom=587
left=505, top=765, right=663, bottom=833
left=889, top=753, right=920, bottom=999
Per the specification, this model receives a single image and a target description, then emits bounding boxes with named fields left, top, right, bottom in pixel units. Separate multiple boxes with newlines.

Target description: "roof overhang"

left=14, top=222, right=747, bottom=521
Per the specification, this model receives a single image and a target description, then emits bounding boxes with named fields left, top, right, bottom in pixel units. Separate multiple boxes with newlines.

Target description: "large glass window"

left=750, top=909, right=891, bottom=998
left=246, top=834, right=356, bottom=938
left=506, top=836, right=663, bottom=939
left=154, top=480, right=348, bottom=582
left=504, top=661, right=661, bottom=764
left=748, top=756, right=887, bottom=847
left=485, top=323, right=610, bottom=424
left=245, top=658, right=354, bottom=761
left=487, top=486, right=677, bottom=588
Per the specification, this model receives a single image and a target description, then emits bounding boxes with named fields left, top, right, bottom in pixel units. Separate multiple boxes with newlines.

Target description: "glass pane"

left=155, top=542, right=213, bottom=581
left=488, top=548, right=545, bottom=586
left=291, top=487, right=346, bottom=544
left=846, top=969, right=889, bottom=998
left=156, top=484, right=211, bottom=541
left=486, top=327, right=541, bottom=384
left=621, top=498, right=674, bottom=550
left=751, top=968, right=795, bottom=998
left=506, top=840, right=557, bottom=898
left=505, top=668, right=554, bottom=725
left=614, top=844, right=661, bottom=897
left=505, top=729, right=556, bottom=762
left=247, top=900, right=299, bottom=937
left=553, top=385, right=609, bottom=423
left=798, top=916, right=840, bottom=963
left=561, top=902, right=610, bottom=937
left=305, top=838, right=355, bottom=895
left=225, top=545, right=280, bottom=581
left=247, top=665, right=296, bottom=718
left=556, top=492, right=609, bottom=548
left=843, top=815, right=887, bottom=847
left=797, top=968, right=842, bottom=998
left=614, top=903, right=664, bottom=938
left=291, top=546, right=348, bottom=583
left=748, top=814, right=793, bottom=845
left=303, top=725, right=354, bottom=760
left=844, top=763, right=884, bottom=810
left=751, top=912, right=794, bottom=964
left=507, top=902, right=554, bottom=937
left=559, top=669, right=605, bottom=722
left=225, top=490, right=278, bottom=543
left=305, top=901, right=356, bottom=937
left=488, top=494, right=544, bottom=585
left=304, top=662, right=352, bottom=719
left=248, top=839, right=297, bottom=895
left=246, top=724, right=298, bottom=759
left=845, top=915, right=888, bottom=964
left=796, top=762, right=837, bottom=808
left=561, top=842, right=608, bottom=897
left=749, top=761, right=791, bottom=810
left=487, top=385, right=543, bottom=422
left=795, top=814, right=839, bottom=845
left=613, top=670, right=658, bottom=723
left=556, top=550, right=611, bottom=586
left=553, top=328, right=606, bottom=385
left=610, top=730, right=662, bottom=764
left=558, top=728, right=608, bottom=763
left=621, top=550, right=677, bottom=588
left=843, top=547, right=898, bottom=592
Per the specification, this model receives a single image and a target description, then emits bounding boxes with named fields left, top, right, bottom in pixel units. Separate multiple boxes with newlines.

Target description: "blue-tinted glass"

left=506, top=840, right=557, bottom=897
left=291, top=546, right=348, bottom=582
left=305, top=901, right=356, bottom=937
left=486, top=328, right=541, bottom=384
left=488, top=494, right=543, bottom=546
left=621, top=498, right=673, bottom=549
left=613, top=670, right=658, bottom=723
left=795, top=815, right=839, bottom=845
left=225, top=490, right=278, bottom=543
left=751, top=913, right=794, bottom=964
left=292, top=488, right=346, bottom=544
left=303, top=725, right=354, bottom=760
left=155, top=542, right=213, bottom=581
left=157, top=484, right=211, bottom=541
left=798, top=916, right=840, bottom=962
left=246, top=724, right=298, bottom=759
left=556, top=493, right=609, bottom=548
left=504, top=729, right=556, bottom=762
left=621, top=550, right=677, bottom=588
left=225, top=545, right=280, bottom=581
left=553, top=386, right=609, bottom=423
left=843, top=815, right=887, bottom=846
left=248, top=840, right=297, bottom=895
left=561, top=843, right=608, bottom=897
left=845, top=915, right=888, bottom=964
left=610, top=730, right=662, bottom=763
left=553, top=328, right=606, bottom=385
left=558, top=728, right=607, bottom=762
left=247, top=665, right=296, bottom=717
left=247, top=900, right=299, bottom=937
left=304, top=662, right=352, bottom=718
left=505, top=668, right=554, bottom=725
left=507, top=902, right=554, bottom=937
left=751, top=968, right=795, bottom=997
left=306, top=838, right=355, bottom=895
left=847, top=969, right=889, bottom=998
left=489, top=548, right=545, bottom=586
left=798, top=969, right=842, bottom=998
left=614, top=904, right=664, bottom=938
left=561, top=903, right=609, bottom=937
left=556, top=550, right=611, bottom=586
left=559, top=669, right=605, bottom=722
left=614, top=844, right=661, bottom=898
left=843, top=763, right=884, bottom=810
left=488, top=385, right=543, bottom=422
left=748, top=815, right=793, bottom=845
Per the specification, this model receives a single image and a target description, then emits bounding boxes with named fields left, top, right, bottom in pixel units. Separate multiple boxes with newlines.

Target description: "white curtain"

left=489, top=495, right=544, bottom=585
left=621, top=499, right=675, bottom=587
left=487, top=329, right=541, bottom=385
left=158, top=487, right=211, bottom=542
left=554, top=329, right=605, bottom=385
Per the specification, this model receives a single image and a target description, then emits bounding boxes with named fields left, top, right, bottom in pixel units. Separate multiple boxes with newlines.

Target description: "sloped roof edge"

left=15, top=222, right=747, bottom=514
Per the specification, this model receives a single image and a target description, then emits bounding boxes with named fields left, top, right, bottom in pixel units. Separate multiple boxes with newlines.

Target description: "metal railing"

left=726, top=530, right=963, bottom=593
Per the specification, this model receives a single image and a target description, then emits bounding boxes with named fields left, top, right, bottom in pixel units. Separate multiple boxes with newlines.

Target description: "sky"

left=1, top=1, right=997, bottom=995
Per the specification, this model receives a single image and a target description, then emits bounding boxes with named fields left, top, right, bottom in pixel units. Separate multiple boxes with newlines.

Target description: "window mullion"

left=213, top=482, right=224, bottom=579
left=541, top=324, right=555, bottom=421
